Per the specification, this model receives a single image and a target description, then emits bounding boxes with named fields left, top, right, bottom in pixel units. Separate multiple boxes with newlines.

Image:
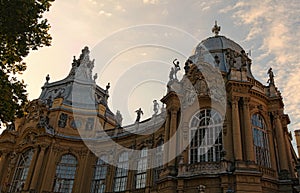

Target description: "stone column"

left=29, top=145, right=47, bottom=190
left=243, top=97, right=255, bottom=162
left=274, top=113, right=289, bottom=171
left=231, top=96, right=242, bottom=161
left=23, top=147, right=39, bottom=190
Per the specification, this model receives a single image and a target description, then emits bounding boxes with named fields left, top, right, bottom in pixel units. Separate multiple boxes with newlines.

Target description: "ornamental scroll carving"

left=25, top=100, right=49, bottom=122
left=183, top=62, right=226, bottom=106
left=201, top=64, right=226, bottom=105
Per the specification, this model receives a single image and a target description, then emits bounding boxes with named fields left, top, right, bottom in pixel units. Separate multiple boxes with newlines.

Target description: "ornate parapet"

left=259, top=166, right=277, bottom=178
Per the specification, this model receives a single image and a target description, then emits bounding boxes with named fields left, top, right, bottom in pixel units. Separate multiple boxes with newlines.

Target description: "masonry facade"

left=0, top=24, right=299, bottom=193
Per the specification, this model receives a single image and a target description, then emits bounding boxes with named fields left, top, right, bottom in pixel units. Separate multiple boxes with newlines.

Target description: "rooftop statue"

left=267, top=67, right=275, bottom=85
left=153, top=100, right=159, bottom=115
left=169, top=59, right=181, bottom=82
left=135, top=108, right=144, bottom=123
left=115, top=110, right=123, bottom=126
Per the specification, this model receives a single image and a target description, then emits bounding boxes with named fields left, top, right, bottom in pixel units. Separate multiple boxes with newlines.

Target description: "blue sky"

left=14, top=0, right=300, bottom=146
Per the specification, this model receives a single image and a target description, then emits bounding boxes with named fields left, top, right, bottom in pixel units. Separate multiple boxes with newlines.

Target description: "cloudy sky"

left=16, top=0, right=300, bottom=145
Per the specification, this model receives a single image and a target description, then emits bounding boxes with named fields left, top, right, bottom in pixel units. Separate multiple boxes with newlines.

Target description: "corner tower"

left=159, top=22, right=298, bottom=193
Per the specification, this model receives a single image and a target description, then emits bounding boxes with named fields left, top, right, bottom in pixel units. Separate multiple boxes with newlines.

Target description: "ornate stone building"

left=0, top=23, right=299, bottom=193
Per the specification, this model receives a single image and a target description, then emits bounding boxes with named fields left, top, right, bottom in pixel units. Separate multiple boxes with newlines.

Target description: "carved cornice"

left=226, top=80, right=253, bottom=92
left=161, top=91, right=180, bottom=104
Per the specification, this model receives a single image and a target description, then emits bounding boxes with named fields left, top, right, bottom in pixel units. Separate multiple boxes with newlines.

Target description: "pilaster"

left=274, top=112, right=289, bottom=173
left=29, top=145, right=47, bottom=190
left=243, top=97, right=255, bottom=162
left=231, top=96, right=242, bottom=161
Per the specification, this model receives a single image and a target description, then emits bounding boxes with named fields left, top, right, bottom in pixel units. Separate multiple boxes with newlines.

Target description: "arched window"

left=53, top=154, right=77, bottom=193
left=114, top=152, right=129, bottom=192
left=90, top=155, right=108, bottom=193
left=189, top=109, right=223, bottom=163
left=10, top=149, right=34, bottom=192
left=135, top=148, right=148, bottom=189
left=154, top=140, right=164, bottom=182
left=252, top=114, right=271, bottom=168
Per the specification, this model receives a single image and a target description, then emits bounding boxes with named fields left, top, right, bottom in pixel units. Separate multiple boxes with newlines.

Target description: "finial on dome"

left=212, top=20, right=221, bottom=36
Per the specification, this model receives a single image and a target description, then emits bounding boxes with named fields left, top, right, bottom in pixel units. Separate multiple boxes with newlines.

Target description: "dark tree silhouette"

left=0, top=0, right=55, bottom=126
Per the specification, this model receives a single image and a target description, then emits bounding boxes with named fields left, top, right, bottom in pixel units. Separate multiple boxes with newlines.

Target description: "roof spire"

left=212, top=20, right=221, bottom=36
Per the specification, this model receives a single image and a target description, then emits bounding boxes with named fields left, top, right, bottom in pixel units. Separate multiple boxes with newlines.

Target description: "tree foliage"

left=0, top=0, right=54, bottom=126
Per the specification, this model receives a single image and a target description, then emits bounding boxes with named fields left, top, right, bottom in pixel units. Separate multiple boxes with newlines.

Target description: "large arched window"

left=114, top=152, right=129, bottom=192
left=90, top=155, right=108, bottom=193
left=252, top=114, right=271, bottom=168
left=189, top=109, right=222, bottom=163
left=135, top=148, right=148, bottom=189
left=10, top=149, right=34, bottom=192
left=53, top=154, right=78, bottom=193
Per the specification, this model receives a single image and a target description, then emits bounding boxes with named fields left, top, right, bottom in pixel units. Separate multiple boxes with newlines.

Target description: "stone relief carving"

left=58, top=113, right=68, bottom=128
left=180, top=76, right=197, bottom=109
left=25, top=100, right=49, bottom=122
left=194, top=79, right=209, bottom=96
left=225, top=49, right=237, bottom=68
left=70, top=117, right=83, bottom=129
left=85, top=118, right=94, bottom=131
left=200, top=64, right=226, bottom=105
left=21, top=132, right=37, bottom=145
left=180, top=62, right=226, bottom=109
left=182, top=87, right=197, bottom=109
left=37, top=113, right=49, bottom=129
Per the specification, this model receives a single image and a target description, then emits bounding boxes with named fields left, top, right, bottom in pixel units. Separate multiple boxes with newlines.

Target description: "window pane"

left=189, top=109, right=223, bottom=163
left=114, top=152, right=128, bottom=192
left=53, top=154, right=77, bottom=193
left=91, top=155, right=108, bottom=193
left=154, top=140, right=164, bottom=182
left=252, top=114, right=271, bottom=168
left=10, top=149, right=34, bottom=193
left=136, top=148, right=148, bottom=189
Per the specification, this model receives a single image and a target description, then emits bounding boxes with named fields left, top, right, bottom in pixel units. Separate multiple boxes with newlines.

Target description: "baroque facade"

left=0, top=23, right=299, bottom=193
